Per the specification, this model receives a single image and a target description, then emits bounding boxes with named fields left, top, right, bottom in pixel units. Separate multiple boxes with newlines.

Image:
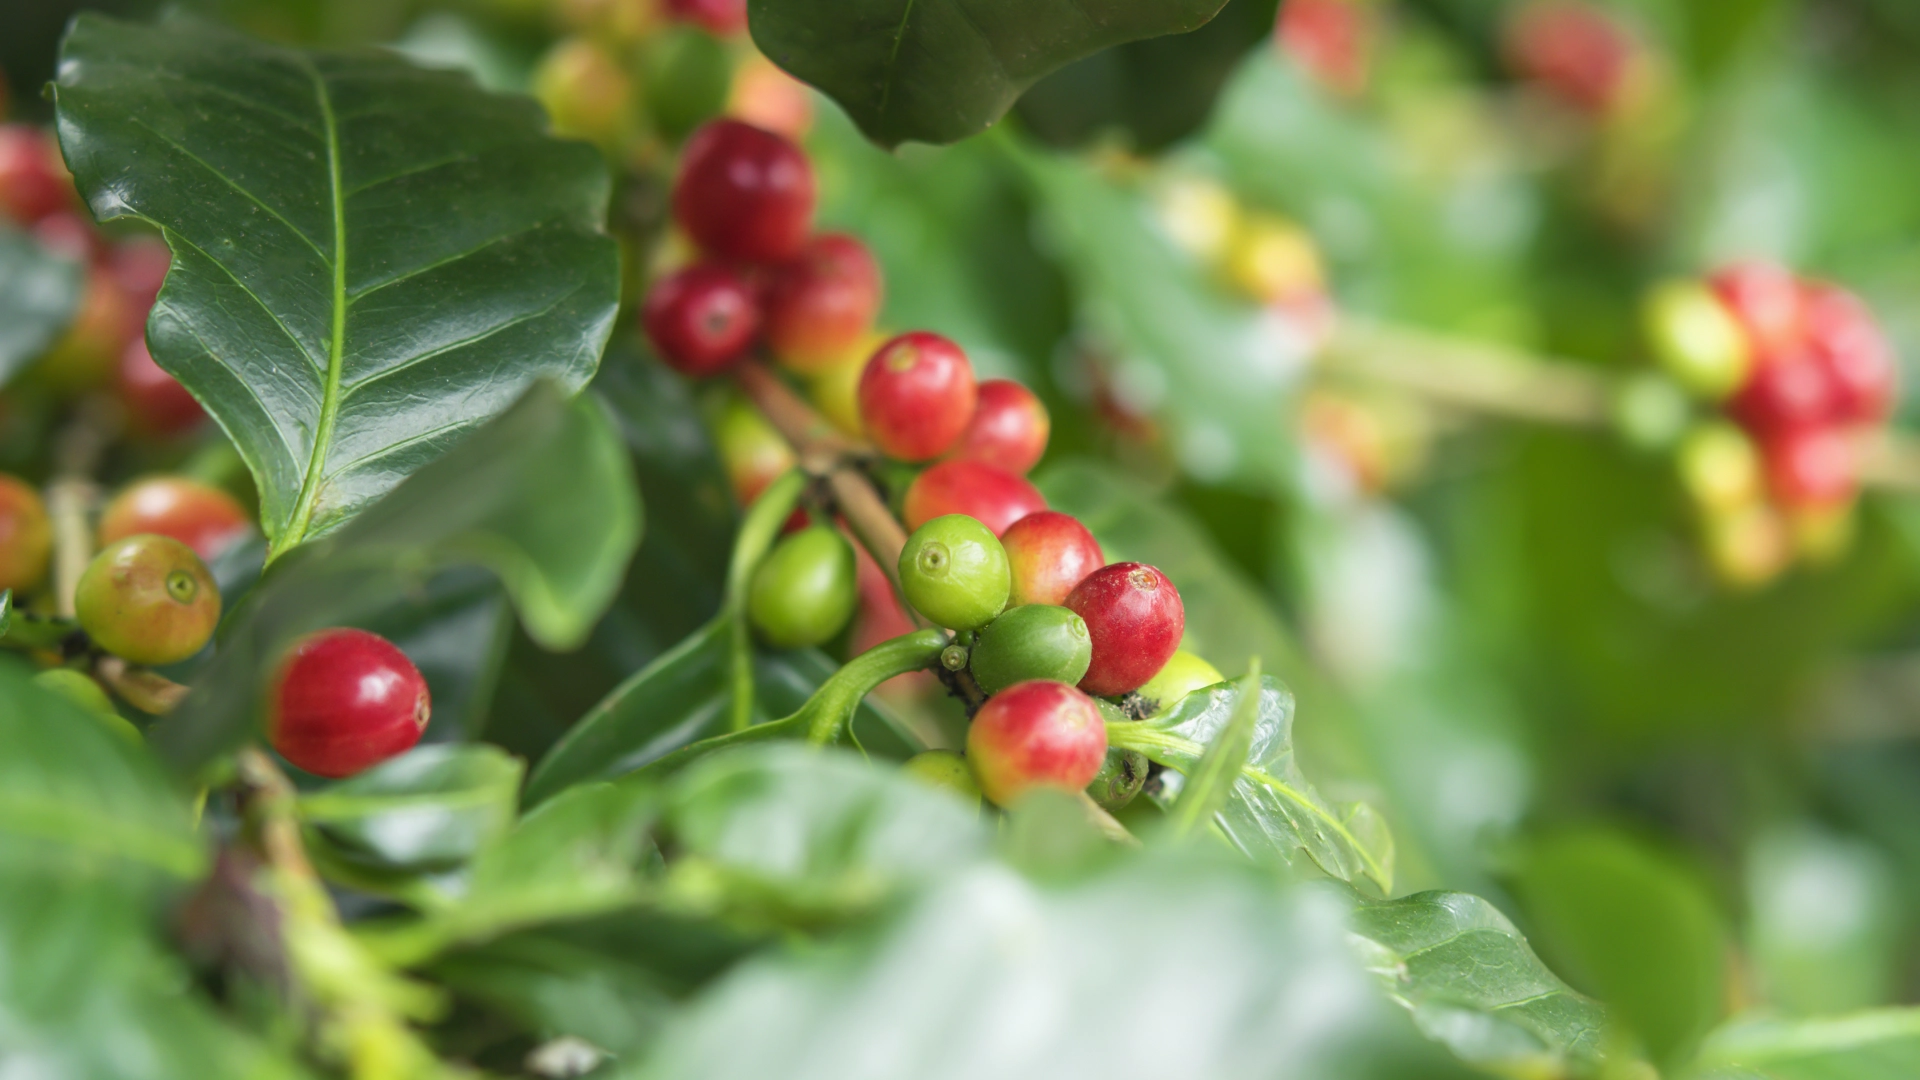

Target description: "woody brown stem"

left=95, top=655, right=189, bottom=715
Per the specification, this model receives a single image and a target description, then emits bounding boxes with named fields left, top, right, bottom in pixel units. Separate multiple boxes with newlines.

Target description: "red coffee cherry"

left=1726, top=353, right=1839, bottom=439
left=1803, top=284, right=1897, bottom=424
left=965, top=679, right=1108, bottom=807
left=269, top=628, right=431, bottom=779
left=117, top=339, right=206, bottom=437
left=1276, top=0, right=1371, bottom=97
left=1710, top=262, right=1807, bottom=361
left=1001, top=511, right=1103, bottom=607
left=1065, top=562, right=1185, bottom=697
left=99, top=477, right=251, bottom=560
left=1503, top=1, right=1635, bottom=114
left=0, top=125, right=74, bottom=224
left=948, top=379, right=1049, bottom=475
left=108, top=236, right=172, bottom=310
left=1762, top=426, right=1856, bottom=509
left=903, top=460, right=1046, bottom=536
left=857, top=332, right=978, bottom=461
left=673, top=119, right=815, bottom=264
left=764, top=233, right=883, bottom=373
left=31, top=211, right=102, bottom=263
left=0, top=474, right=52, bottom=592
left=641, top=262, right=761, bottom=377
left=666, top=0, right=748, bottom=37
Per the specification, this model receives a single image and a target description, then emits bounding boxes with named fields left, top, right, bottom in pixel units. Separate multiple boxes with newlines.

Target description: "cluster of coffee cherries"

left=1645, top=262, right=1898, bottom=585
left=643, top=119, right=1228, bottom=809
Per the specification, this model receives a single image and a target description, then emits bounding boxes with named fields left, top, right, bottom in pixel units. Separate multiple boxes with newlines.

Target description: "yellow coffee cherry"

left=1151, top=175, right=1241, bottom=265
left=532, top=37, right=635, bottom=148
left=1644, top=280, right=1751, bottom=399
left=806, top=332, right=885, bottom=439
left=1677, top=422, right=1762, bottom=515
left=1224, top=212, right=1325, bottom=304
left=1701, top=503, right=1789, bottom=589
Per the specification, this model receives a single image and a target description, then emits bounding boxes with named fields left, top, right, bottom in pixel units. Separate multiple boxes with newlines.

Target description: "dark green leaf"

left=1110, top=675, right=1393, bottom=892
left=0, top=227, right=82, bottom=386
left=1693, top=1008, right=1920, bottom=1079
left=749, top=0, right=1227, bottom=147
left=1350, top=890, right=1607, bottom=1075
left=54, top=14, right=620, bottom=555
left=152, top=384, right=641, bottom=774
left=299, top=743, right=522, bottom=873
left=428, top=932, right=677, bottom=1059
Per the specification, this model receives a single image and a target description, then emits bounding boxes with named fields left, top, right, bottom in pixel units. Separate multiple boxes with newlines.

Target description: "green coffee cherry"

left=898, top=514, right=1008, bottom=630
left=1137, top=650, right=1224, bottom=718
left=968, top=604, right=1092, bottom=695
left=902, top=749, right=982, bottom=808
left=33, top=668, right=140, bottom=742
left=1085, top=747, right=1149, bottom=811
left=75, top=534, right=220, bottom=666
left=748, top=526, right=857, bottom=648
left=1644, top=281, right=1751, bottom=399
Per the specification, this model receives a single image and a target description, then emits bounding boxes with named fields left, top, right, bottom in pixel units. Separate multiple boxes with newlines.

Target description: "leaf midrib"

left=274, top=54, right=348, bottom=564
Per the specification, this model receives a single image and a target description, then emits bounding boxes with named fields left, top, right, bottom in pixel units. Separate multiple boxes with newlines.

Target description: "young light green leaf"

left=1108, top=675, right=1393, bottom=893
left=1168, top=658, right=1261, bottom=839
left=1692, top=1007, right=1920, bottom=1079
left=299, top=744, right=523, bottom=873
left=0, top=227, right=83, bottom=386
left=1349, top=890, right=1607, bottom=1076
left=151, top=384, right=641, bottom=775
left=54, top=14, right=620, bottom=556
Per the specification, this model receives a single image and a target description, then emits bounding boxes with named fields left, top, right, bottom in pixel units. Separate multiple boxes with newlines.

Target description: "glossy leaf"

left=1349, top=890, right=1607, bottom=1075
left=0, top=227, right=83, bottom=386
left=428, top=932, right=677, bottom=1060
left=54, top=13, right=620, bottom=554
left=1109, top=675, right=1393, bottom=893
left=299, top=743, right=522, bottom=873
left=749, top=0, right=1227, bottom=147
left=152, top=384, right=641, bottom=774
left=1693, top=1008, right=1920, bottom=1079
left=1168, top=661, right=1261, bottom=838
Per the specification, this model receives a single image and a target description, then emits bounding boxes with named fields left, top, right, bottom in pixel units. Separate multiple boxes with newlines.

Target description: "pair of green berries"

left=901, top=514, right=1092, bottom=691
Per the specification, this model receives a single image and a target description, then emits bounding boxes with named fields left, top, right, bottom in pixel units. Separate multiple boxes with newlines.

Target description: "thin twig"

left=1319, top=319, right=1614, bottom=427
left=47, top=398, right=120, bottom=618
left=96, top=655, right=189, bottom=714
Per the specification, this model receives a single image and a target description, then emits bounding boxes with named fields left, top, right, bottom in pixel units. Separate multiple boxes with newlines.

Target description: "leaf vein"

left=127, top=116, right=329, bottom=261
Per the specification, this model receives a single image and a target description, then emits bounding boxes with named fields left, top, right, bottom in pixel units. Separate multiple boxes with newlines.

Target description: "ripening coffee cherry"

left=966, top=680, right=1108, bottom=807
left=1136, top=649, right=1224, bottom=718
left=0, top=125, right=73, bottom=224
left=1762, top=426, right=1856, bottom=510
left=1702, top=502, right=1789, bottom=588
left=1000, top=511, right=1103, bottom=607
left=99, top=477, right=251, bottom=561
left=1085, top=747, right=1150, bottom=812
left=748, top=526, right=857, bottom=648
left=1803, top=284, right=1897, bottom=423
left=902, top=460, right=1046, bottom=536
left=75, top=535, right=220, bottom=667
left=729, top=54, right=814, bottom=141
left=32, top=211, right=102, bottom=263
left=0, top=474, right=52, bottom=592
left=1066, top=563, right=1184, bottom=697
left=1727, top=354, right=1839, bottom=439
left=269, top=628, right=431, bottom=779
left=1643, top=281, right=1750, bottom=399
left=968, top=604, right=1092, bottom=695
left=674, top=119, right=815, bottom=263
left=898, top=514, right=1008, bottom=630
left=665, top=0, right=747, bottom=36
left=901, top=749, right=982, bottom=807
left=117, top=339, right=206, bottom=437
left=642, top=263, right=762, bottom=377
left=1503, top=0, right=1636, bottom=114
left=532, top=38, right=635, bottom=147
left=1676, top=423, right=1762, bottom=515
left=1710, top=262, right=1806, bottom=360
left=765, top=234, right=883, bottom=373
left=806, top=341, right=878, bottom=439
left=712, top=394, right=795, bottom=506
left=948, top=379, right=1050, bottom=475
left=856, top=332, right=977, bottom=462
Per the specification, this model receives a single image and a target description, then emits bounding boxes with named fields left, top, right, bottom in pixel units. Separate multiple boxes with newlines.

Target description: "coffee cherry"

left=806, top=342, right=878, bottom=438
left=666, top=0, right=747, bottom=36
left=902, top=460, right=1046, bottom=536
left=857, top=332, right=977, bottom=462
left=108, top=237, right=172, bottom=311
left=1503, top=0, right=1635, bottom=114
left=1223, top=213, right=1324, bottom=306
left=1702, top=503, right=1788, bottom=588
left=0, top=125, right=74, bottom=224
left=674, top=119, right=815, bottom=263
left=712, top=394, right=795, bottom=506
left=37, top=268, right=134, bottom=393
left=1677, top=423, right=1762, bottom=515
left=532, top=38, right=635, bottom=147
left=117, top=338, right=206, bottom=437
left=32, top=212, right=102, bottom=263
left=966, top=680, right=1108, bottom=807
left=1277, top=0, right=1371, bottom=96
left=1085, top=747, right=1149, bottom=811
left=1762, top=426, right=1855, bottom=510
left=748, top=526, right=857, bottom=648
left=1136, top=649, right=1224, bottom=718
left=0, top=474, right=52, bottom=592
left=765, top=234, right=883, bottom=373
left=1803, top=284, right=1896, bottom=423
left=1065, top=563, right=1184, bottom=697
left=898, top=514, right=1008, bottom=630
left=1710, top=262, right=1806, bottom=360
left=642, top=263, right=761, bottom=377
left=1643, top=281, right=1750, bottom=398
left=901, top=749, right=982, bottom=807
left=99, top=477, right=251, bottom=560
left=728, top=54, right=814, bottom=140
left=269, top=628, right=431, bottom=779
left=76, top=535, right=220, bottom=667
left=1727, top=353, right=1839, bottom=439
left=968, top=604, right=1092, bottom=695
left=948, top=379, right=1050, bottom=475
left=1000, top=511, right=1103, bottom=607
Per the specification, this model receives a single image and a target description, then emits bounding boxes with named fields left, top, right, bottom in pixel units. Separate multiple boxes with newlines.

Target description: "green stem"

left=725, top=470, right=808, bottom=732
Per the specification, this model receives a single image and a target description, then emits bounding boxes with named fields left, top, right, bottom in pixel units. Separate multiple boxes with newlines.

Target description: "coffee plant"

left=5, top=1, right=1920, bottom=1078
